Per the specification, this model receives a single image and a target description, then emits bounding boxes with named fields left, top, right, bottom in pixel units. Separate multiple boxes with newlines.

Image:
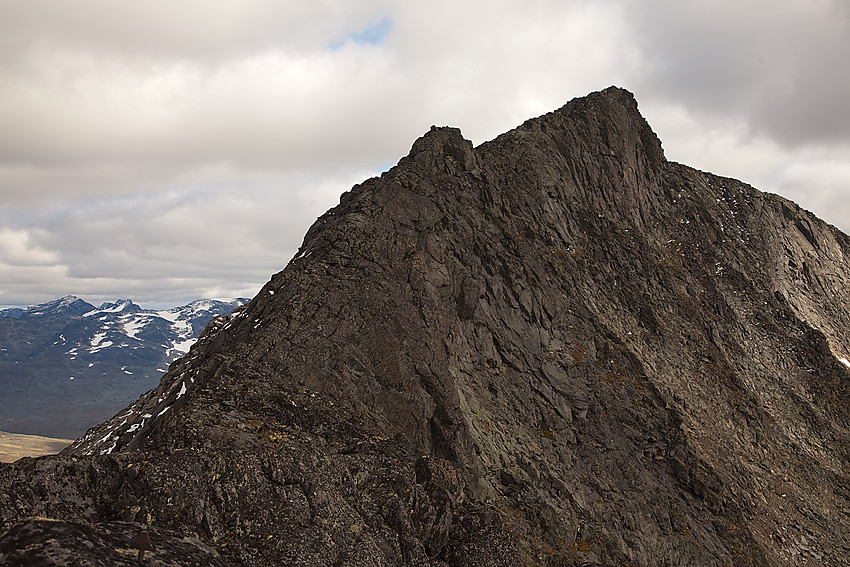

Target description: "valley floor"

left=0, top=430, right=72, bottom=463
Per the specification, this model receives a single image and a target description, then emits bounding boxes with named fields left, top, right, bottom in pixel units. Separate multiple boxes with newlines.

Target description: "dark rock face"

left=2, top=87, right=849, bottom=566
left=0, top=517, right=228, bottom=566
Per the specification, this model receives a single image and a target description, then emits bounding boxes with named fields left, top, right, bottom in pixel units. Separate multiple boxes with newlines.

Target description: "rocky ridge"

left=1, top=87, right=849, bottom=566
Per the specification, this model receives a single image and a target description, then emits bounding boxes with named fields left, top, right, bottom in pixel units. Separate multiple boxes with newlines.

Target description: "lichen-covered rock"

left=1, top=87, right=849, bottom=566
left=0, top=517, right=228, bottom=566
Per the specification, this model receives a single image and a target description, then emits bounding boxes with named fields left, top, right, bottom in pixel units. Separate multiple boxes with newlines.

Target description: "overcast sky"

left=1, top=0, right=848, bottom=308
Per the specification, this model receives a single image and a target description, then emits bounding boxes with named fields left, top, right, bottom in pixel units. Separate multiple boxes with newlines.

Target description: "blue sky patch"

left=331, top=17, right=392, bottom=49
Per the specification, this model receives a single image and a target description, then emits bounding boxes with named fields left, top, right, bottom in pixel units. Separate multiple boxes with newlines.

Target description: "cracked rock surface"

left=2, top=87, right=849, bottom=566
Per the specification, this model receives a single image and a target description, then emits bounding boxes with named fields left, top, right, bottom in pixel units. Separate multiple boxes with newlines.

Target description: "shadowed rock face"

left=0, top=518, right=229, bottom=566
left=2, top=87, right=849, bottom=566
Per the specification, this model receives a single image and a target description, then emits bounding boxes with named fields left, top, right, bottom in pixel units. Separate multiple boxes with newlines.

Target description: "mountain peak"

left=96, top=299, right=139, bottom=313
left=405, top=125, right=481, bottom=174
left=529, top=85, right=664, bottom=172
left=3, top=88, right=850, bottom=566
left=20, top=295, right=95, bottom=317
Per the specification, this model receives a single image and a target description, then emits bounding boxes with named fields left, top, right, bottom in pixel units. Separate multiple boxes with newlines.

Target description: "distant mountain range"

left=0, top=295, right=246, bottom=438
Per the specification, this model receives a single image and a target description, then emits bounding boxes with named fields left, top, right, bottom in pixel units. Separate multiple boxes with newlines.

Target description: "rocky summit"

left=1, top=87, right=849, bottom=566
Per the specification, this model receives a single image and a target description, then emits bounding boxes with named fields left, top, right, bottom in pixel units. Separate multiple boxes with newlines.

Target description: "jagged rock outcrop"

left=1, top=87, right=849, bottom=566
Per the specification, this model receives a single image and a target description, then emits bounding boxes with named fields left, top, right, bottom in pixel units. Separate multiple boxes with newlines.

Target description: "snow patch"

left=840, top=358, right=850, bottom=369
left=170, top=337, right=197, bottom=355
left=172, top=319, right=192, bottom=337
left=155, top=308, right=180, bottom=323
left=122, top=317, right=148, bottom=338
left=89, top=332, right=114, bottom=353
left=100, top=300, right=132, bottom=313
left=90, top=341, right=113, bottom=353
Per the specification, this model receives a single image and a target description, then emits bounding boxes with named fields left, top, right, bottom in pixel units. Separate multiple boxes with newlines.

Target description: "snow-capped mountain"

left=0, top=296, right=246, bottom=438
left=0, top=295, right=95, bottom=319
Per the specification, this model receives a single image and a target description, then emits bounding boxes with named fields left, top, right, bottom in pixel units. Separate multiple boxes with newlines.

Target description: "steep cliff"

left=1, top=87, right=849, bottom=566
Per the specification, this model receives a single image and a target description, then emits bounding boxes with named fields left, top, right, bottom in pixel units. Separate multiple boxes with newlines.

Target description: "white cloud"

left=626, top=0, right=850, bottom=146
left=1, top=167, right=369, bottom=308
left=0, top=228, right=60, bottom=266
left=0, top=1, right=847, bottom=307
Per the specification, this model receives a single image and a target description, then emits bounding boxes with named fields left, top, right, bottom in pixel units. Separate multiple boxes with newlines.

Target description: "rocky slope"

left=1, top=87, right=849, bottom=566
left=0, top=297, right=246, bottom=438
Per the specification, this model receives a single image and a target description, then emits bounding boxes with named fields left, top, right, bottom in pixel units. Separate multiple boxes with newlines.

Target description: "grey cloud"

left=1, top=168, right=364, bottom=307
left=626, top=0, right=850, bottom=147
left=0, top=1, right=393, bottom=64
left=0, top=1, right=846, bottom=307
